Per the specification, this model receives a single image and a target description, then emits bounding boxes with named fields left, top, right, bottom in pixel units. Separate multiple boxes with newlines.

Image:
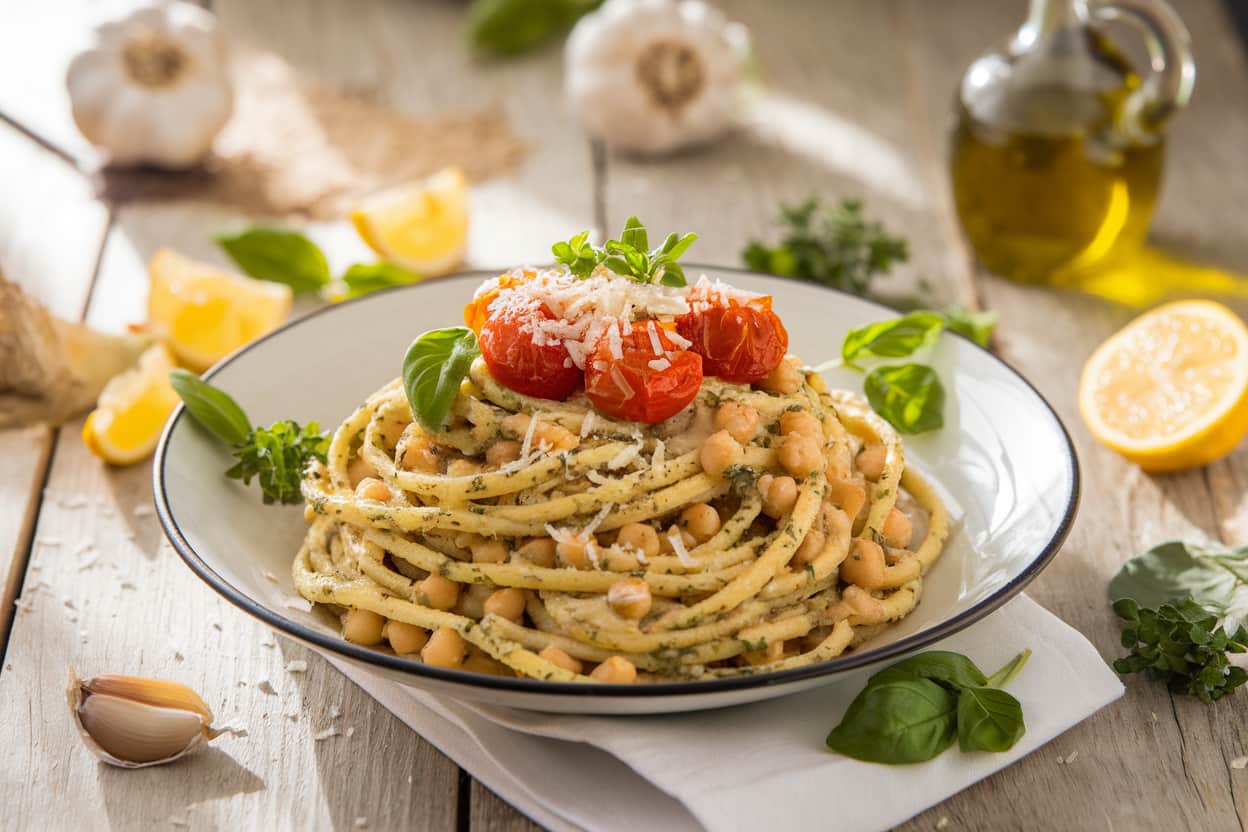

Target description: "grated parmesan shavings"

left=668, top=529, right=695, bottom=568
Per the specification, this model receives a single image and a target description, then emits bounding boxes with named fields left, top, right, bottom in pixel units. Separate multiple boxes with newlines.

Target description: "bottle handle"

left=1090, top=0, right=1195, bottom=133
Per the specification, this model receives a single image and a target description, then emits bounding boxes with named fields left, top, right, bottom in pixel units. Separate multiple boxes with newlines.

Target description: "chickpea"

left=778, top=433, right=822, bottom=478
left=556, top=535, right=597, bottom=569
left=715, top=401, right=760, bottom=444
left=607, top=577, right=653, bottom=620
left=485, top=439, right=522, bottom=468
left=825, top=504, right=851, bottom=541
left=513, top=537, right=557, bottom=568
left=779, top=410, right=822, bottom=442
left=535, top=422, right=579, bottom=451
left=840, top=584, right=887, bottom=623
left=856, top=442, right=887, bottom=481
left=454, top=583, right=493, bottom=619
left=355, top=477, right=392, bottom=502
left=589, top=655, right=638, bottom=683
left=824, top=442, right=853, bottom=482
left=500, top=412, right=531, bottom=438
left=539, top=645, right=584, bottom=674
left=758, top=358, right=801, bottom=394
left=615, top=523, right=660, bottom=559
left=483, top=587, right=526, bottom=622
left=659, top=524, right=697, bottom=555
left=421, top=627, right=466, bottom=668
left=342, top=608, right=386, bottom=646
left=792, top=527, right=826, bottom=566
left=471, top=539, right=508, bottom=564
left=680, top=503, right=721, bottom=542
left=401, top=438, right=439, bottom=473
left=700, top=430, right=744, bottom=479
left=880, top=507, right=912, bottom=548
left=347, top=455, right=379, bottom=487
left=462, top=650, right=507, bottom=676
left=840, top=538, right=886, bottom=589
left=417, top=574, right=461, bottom=611
left=446, top=459, right=481, bottom=478
left=384, top=620, right=429, bottom=655
left=827, top=478, right=867, bottom=522
left=758, top=474, right=798, bottom=519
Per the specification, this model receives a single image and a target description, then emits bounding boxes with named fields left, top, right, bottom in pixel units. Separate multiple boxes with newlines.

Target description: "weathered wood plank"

left=0, top=121, right=109, bottom=653
left=471, top=780, right=543, bottom=832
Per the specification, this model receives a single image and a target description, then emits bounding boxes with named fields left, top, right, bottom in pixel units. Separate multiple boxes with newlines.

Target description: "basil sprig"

left=217, top=226, right=424, bottom=299
left=402, top=327, right=481, bottom=432
left=841, top=311, right=944, bottom=370
left=553, top=217, right=697, bottom=286
left=1108, top=541, right=1248, bottom=702
left=169, top=370, right=327, bottom=505
left=826, top=649, right=1030, bottom=764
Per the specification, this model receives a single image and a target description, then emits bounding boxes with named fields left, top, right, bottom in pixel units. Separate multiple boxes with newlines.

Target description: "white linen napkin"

left=325, top=594, right=1123, bottom=832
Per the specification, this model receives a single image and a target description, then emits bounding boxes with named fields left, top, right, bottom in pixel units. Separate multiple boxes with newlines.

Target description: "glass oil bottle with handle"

left=951, top=0, right=1195, bottom=285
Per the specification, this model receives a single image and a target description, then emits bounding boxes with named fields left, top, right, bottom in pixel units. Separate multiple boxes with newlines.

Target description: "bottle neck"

left=1016, top=0, right=1088, bottom=48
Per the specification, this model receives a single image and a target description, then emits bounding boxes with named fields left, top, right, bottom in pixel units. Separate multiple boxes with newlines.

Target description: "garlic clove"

left=67, top=670, right=219, bottom=769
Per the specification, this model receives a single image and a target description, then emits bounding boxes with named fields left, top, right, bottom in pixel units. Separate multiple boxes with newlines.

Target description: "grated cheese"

left=647, top=358, right=672, bottom=371
left=646, top=320, right=663, bottom=355
left=520, top=411, right=543, bottom=460
left=607, top=442, right=643, bottom=470
left=667, top=529, right=695, bottom=568
left=652, top=439, right=666, bottom=468
left=580, top=411, right=597, bottom=438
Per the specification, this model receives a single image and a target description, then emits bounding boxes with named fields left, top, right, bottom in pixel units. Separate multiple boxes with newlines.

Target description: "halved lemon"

left=1079, top=300, right=1248, bottom=472
left=148, top=248, right=293, bottom=372
left=82, top=344, right=181, bottom=466
left=351, top=167, right=469, bottom=276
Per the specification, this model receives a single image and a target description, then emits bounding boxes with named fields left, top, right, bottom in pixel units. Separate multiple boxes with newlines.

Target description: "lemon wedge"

left=1079, top=300, right=1248, bottom=472
left=351, top=167, right=469, bottom=276
left=148, top=248, right=292, bottom=372
left=82, top=344, right=181, bottom=466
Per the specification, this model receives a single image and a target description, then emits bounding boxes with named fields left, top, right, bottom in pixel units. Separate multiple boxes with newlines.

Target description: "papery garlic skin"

left=565, top=0, right=751, bottom=155
left=67, top=671, right=218, bottom=769
left=65, top=1, right=234, bottom=168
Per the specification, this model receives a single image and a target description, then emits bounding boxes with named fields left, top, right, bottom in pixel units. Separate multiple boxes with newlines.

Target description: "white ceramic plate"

left=155, top=268, right=1078, bottom=714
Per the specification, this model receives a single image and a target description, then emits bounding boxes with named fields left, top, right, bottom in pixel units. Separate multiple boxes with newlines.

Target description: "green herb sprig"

left=465, top=0, right=600, bottom=56
left=217, top=227, right=423, bottom=300
left=1108, top=541, right=1248, bottom=702
left=170, top=370, right=328, bottom=505
left=401, top=327, right=482, bottom=432
left=553, top=217, right=697, bottom=286
left=743, top=198, right=908, bottom=296
left=826, top=649, right=1030, bottom=764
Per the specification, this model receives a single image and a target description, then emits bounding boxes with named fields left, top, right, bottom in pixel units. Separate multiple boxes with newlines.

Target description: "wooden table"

left=3, top=1, right=1247, bottom=829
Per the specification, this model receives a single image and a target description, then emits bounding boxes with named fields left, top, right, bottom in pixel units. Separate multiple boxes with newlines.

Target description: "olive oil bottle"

left=951, top=0, right=1194, bottom=285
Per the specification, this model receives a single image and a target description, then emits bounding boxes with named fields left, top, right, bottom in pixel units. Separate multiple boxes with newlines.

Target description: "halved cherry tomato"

left=480, top=307, right=582, bottom=401
left=464, top=270, right=533, bottom=334
left=676, top=296, right=788, bottom=383
left=585, top=322, right=703, bottom=423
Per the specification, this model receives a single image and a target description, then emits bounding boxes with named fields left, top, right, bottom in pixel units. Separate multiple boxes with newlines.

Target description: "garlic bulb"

left=565, top=0, right=751, bottom=155
left=67, top=670, right=221, bottom=768
left=65, top=1, right=233, bottom=168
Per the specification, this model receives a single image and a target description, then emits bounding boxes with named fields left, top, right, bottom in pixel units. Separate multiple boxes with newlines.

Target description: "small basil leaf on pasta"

left=342, top=262, right=423, bottom=299
left=825, top=677, right=958, bottom=764
left=869, top=650, right=987, bottom=690
left=956, top=687, right=1026, bottom=752
left=403, top=327, right=481, bottom=431
left=169, top=369, right=252, bottom=446
left=863, top=363, right=945, bottom=434
left=217, top=228, right=331, bottom=294
left=942, top=306, right=997, bottom=348
left=841, top=311, right=944, bottom=369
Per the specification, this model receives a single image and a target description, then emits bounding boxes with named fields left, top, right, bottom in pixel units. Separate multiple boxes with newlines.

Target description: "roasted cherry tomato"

left=479, top=307, right=582, bottom=401
left=584, top=322, right=703, bottom=423
left=676, top=295, right=788, bottom=383
left=464, top=270, right=532, bottom=334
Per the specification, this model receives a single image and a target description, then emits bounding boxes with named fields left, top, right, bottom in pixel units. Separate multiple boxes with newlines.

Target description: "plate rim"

left=153, top=265, right=1081, bottom=699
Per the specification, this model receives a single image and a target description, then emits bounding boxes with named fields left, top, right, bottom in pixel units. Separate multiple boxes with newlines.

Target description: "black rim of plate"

left=154, top=265, right=1081, bottom=699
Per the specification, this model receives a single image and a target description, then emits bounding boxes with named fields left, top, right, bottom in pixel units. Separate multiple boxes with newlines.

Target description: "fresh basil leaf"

left=659, top=261, right=687, bottom=287
left=342, top=262, right=423, bottom=299
left=943, top=306, right=997, bottom=348
left=465, top=0, right=600, bottom=55
left=869, top=650, right=988, bottom=691
left=620, top=216, right=648, bottom=252
left=863, top=363, right=945, bottom=434
left=662, top=232, right=697, bottom=261
left=402, top=327, right=480, bottom=432
left=1108, top=541, right=1248, bottom=612
left=841, top=311, right=944, bottom=369
left=826, top=678, right=958, bottom=764
left=957, top=687, right=1025, bottom=752
left=169, top=369, right=252, bottom=447
left=984, top=649, right=1032, bottom=688
left=602, top=255, right=631, bottom=277
left=216, top=228, right=330, bottom=294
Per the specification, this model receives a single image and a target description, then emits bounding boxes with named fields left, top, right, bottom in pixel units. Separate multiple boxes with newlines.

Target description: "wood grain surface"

left=1, top=1, right=1246, bottom=830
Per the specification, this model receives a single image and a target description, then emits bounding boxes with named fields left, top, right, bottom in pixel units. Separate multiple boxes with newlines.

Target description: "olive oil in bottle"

left=950, top=0, right=1193, bottom=285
